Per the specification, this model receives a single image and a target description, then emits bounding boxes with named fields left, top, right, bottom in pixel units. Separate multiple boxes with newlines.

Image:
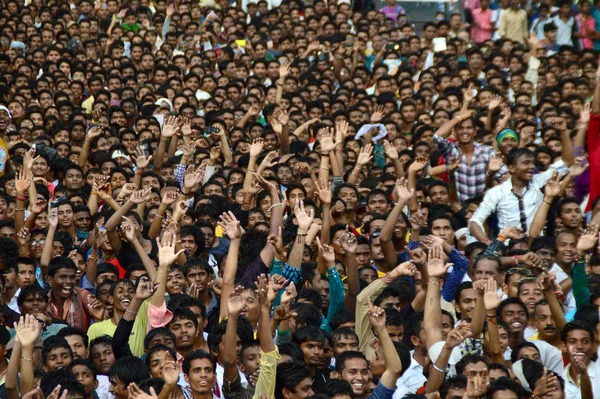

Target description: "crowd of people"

left=0, top=0, right=599, bottom=398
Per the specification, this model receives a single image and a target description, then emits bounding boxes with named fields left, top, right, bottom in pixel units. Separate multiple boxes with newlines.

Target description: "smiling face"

left=509, top=153, right=536, bottom=182
left=51, top=267, right=77, bottom=299
left=339, top=357, right=371, bottom=396
left=500, top=303, right=528, bottom=334
left=112, top=281, right=134, bottom=312
left=169, top=317, right=198, bottom=351
left=564, top=328, right=594, bottom=369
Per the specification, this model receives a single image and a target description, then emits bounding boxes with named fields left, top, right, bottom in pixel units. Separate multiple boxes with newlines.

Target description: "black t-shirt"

left=116, top=240, right=158, bottom=271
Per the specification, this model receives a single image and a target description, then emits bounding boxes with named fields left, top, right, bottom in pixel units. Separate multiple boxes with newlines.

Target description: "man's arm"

left=223, top=288, right=246, bottom=382
left=367, top=297, right=402, bottom=389
left=219, top=212, right=245, bottom=321
left=469, top=190, right=499, bottom=242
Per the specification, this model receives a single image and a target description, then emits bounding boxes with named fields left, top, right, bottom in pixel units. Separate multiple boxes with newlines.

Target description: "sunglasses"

left=506, top=267, right=532, bottom=276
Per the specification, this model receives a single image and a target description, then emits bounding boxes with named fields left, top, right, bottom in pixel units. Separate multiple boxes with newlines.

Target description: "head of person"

left=42, top=335, right=74, bottom=372
left=321, top=379, right=355, bottom=399
left=487, top=377, right=525, bottom=399
left=455, top=354, right=489, bottom=384
left=334, top=351, right=370, bottom=397
left=292, top=325, right=326, bottom=369
left=332, top=328, right=360, bottom=357
left=561, top=321, right=595, bottom=369
left=90, top=335, right=116, bottom=375
left=439, top=375, right=467, bottom=399
left=507, top=148, right=536, bottom=182
left=69, top=358, right=100, bottom=398
left=48, top=257, right=78, bottom=299
left=182, top=350, right=218, bottom=396
left=145, top=344, right=178, bottom=379
left=454, top=282, right=477, bottom=322
left=168, top=307, right=199, bottom=352
left=108, top=356, right=150, bottom=399
left=58, top=326, right=90, bottom=360
left=473, top=254, right=502, bottom=285
left=498, top=297, right=528, bottom=336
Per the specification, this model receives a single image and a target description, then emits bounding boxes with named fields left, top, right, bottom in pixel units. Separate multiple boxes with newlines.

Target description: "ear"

left=332, top=371, right=341, bottom=379
left=502, top=283, right=509, bottom=294
left=184, top=374, right=190, bottom=384
left=282, top=388, right=292, bottom=399
left=410, top=335, right=420, bottom=348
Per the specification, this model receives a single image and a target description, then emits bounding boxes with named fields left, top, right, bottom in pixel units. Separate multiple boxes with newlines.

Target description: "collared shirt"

left=434, top=135, right=508, bottom=202
left=393, top=350, right=426, bottom=399
left=553, top=15, right=575, bottom=46
left=563, top=360, right=600, bottom=399
left=470, top=167, right=558, bottom=235
left=499, top=8, right=529, bottom=43
left=47, top=287, right=95, bottom=331
left=7, top=288, right=20, bottom=314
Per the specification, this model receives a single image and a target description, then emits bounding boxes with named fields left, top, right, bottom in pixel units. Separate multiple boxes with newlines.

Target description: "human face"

left=500, top=303, right=527, bottom=334
left=240, top=289, right=260, bottom=323
left=241, top=346, right=261, bottom=376
left=340, top=358, right=370, bottom=396
left=166, top=269, right=187, bottom=295
left=185, top=358, right=216, bottom=395
left=51, top=267, right=77, bottom=299
left=333, top=335, right=359, bottom=356
left=111, top=172, right=127, bottom=189
left=170, top=317, right=198, bottom=350
left=431, top=219, right=453, bottom=244
left=74, top=211, right=92, bottom=231
left=559, top=202, right=582, bottom=229
left=555, top=233, right=576, bottom=265
left=509, top=154, right=536, bottom=182
left=57, top=204, right=74, bottom=228
left=518, top=346, right=541, bottom=362
left=367, top=194, right=389, bottom=215
left=17, top=263, right=36, bottom=288
left=20, top=293, right=47, bottom=316
left=518, top=281, right=543, bottom=314
left=65, top=334, right=89, bottom=360
left=564, top=329, right=594, bottom=369
left=300, top=340, right=324, bottom=367
left=148, top=350, right=176, bottom=378
left=429, top=185, right=449, bottom=205
left=474, top=259, right=499, bottom=283
left=455, top=288, right=478, bottom=321
left=535, top=304, right=558, bottom=341
left=379, top=295, right=401, bottom=312
left=44, top=347, right=73, bottom=371
left=186, top=267, right=211, bottom=292
left=109, top=377, right=128, bottom=399
left=338, top=187, right=358, bottom=210
left=386, top=325, right=404, bottom=343
left=456, top=119, right=476, bottom=144
left=72, top=364, right=98, bottom=396
left=112, top=282, right=134, bottom=312
left=65, top=169, right=83, bottom=191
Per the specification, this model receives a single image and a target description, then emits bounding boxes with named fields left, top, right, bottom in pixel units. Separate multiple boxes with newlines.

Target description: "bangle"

left=269, top=203, right=283, bottom=210
left=21, top=357, right=32, bottom=362
left=125, top=309, right=138, bottom=315
left=21, top=252, right=30, bottom=257
left=484, top=238, right=492, bottom=245
left=455, top=115, right=463, bottom=123
left=160, top=137, right=169, bottom=143
left=88, top=255, right=99, bottom=261
left=513, top=255, right=520, bottom=266
left=14, top=208, right=25, bottom=211
left=16, top=196, right=26, bottom=201
left=136, top=170, right=143, bottom=175
left=428, top=280, right=440, bottom=285
left=155, top=214, right=164, bottom=219
left=543, top=200, right=552, bottom=205
left=432, top=363, right=445, bottom=373
left=497, top=234, right=506, bottom=242
left=319, top=166, right=329, bottom=170
left=297, top=233, right=307, bottom=237
left=487, top=315, right=497, bottom=324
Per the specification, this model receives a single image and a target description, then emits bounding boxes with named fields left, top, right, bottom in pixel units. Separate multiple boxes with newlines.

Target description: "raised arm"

left=435, top=109, right=473, bottom=139
left=153, top=116, right=180, bottom=172
left=424, top=245, right=451, bottom=350
left=407, top=157, right=427, bottom=214
left=40, top=205, right=58, bottom=271
left=529, top=172, right=559, bottom=240
left=288, top=201, right=314, bottom=269
left=120, top=216, right=158, bottom=281
left=380, top=179, right=414, bottom=270
left=223, top=287, right=246, bottom=382
left=219, top=211, right=245, bottom=321
left=151, top=230, right=184, bottom=308
left=341, top=231, right=359, bottom=311
left=347, top=144, right=372, bottom=186
left=367, top=297, right=402, bottom=388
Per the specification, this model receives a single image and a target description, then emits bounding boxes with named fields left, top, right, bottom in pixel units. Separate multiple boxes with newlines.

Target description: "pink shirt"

left=577, top=14, right=596, bottom=49
left=471, top=8, right=494, bottom=43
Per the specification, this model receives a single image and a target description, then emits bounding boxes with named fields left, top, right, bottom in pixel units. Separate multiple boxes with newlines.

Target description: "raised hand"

left=30, top=198, right=47, bottom=215
left=227, top=285, right=247, bottom=316
left=281, top=281, right=297, bottom=305
left=128, top=383, right=158, bottom=399
left=134, top=146, right=153, bottom=169
left=366, top=296, right=386, bottom=330
left=500, top=226, right=524, bottom=240
left=580, top=102, right=591, bottom=124
left=273, top=304, right=296, bottom=322
left=483, top=278, right=502, bottom=311
left=395, top=178, right=414, bottom=203
left=427, top=245, right=451, bottom=278
left=578, top=223, right=599, bottom=254
left=162, top=360, right=180, bottom=387
left=341, top=231, right=358, bottom=253
left=319, top=129, right=341, bottom=154
left=315, top=180, right=332, bottom=205
left=268, top=274, right=287, bottom=304
left=488, top=153, right=504, bottom=173
left=134, top=275, right=155, bottom=300
left=267, top=227, right=285, bottom=260
left=157, top=231, right=185, bottom=268
left=255, top=273, right=269, bottom=306
left=86, top=296, right=105, bottom=320
left=544, top=171, right=561, bottom=198
left=465, top=374, right=489, bottom=399
left=16, top=227, right=30, bottom=246
left=371, top=105, right=386, bottom=123
left=161, top=116, right=180, bottom=138
left=336, top=119, right=349, bottom=138
left=250, top=138, right=264, bottom=157
left=386, top=261, right=417, bottom=282
left=569, top=156, right=589, bottom=178
left=23, top=147, right=40, bottom=171
left=218, top=211, right=245, bottom=240
left=269, top=116, right=283, bottom=135
left=316, top=237, right=335, bottom=265
left=15, top=167, right=31, bottom=194
left=409, top=156, right=428, bottom=173
left=383, top=140, right=398, bottom=160
left=279, top=61, right=291, bottom=78
left=47, top=206, right=58, bottom=228
left=533, top=367, right=561, bottom=397
left=274, top=107, right=289, bottom=126
left=120, top=216, right=139, bottom=242
left=161, top=190, right=179, bottom=206
left=181, top=117, right=192, bottom=137
left=248, top=105, right=262, bottom=117
left=119, top=182, right=138, bottom=199
left=295, top=200, right=314, bottom=231
left=14, top=314, right=42, bottom=348
left=410, top=204, right=426, bottom=231
left=130, top=188, right=152, bottom=204
left=445, top=321, right=472, bottom=349
left=356, top=144, right=373, bottom=166
left=519, top=252, right=542, bottom=269
left=183, top=165, right=205, bottom=193
left=488, top=95, right=503, bottom=110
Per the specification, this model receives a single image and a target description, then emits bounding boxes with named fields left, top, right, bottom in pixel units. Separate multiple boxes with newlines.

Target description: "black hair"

left=42, top=335, right=73, bottom=365
left=277, top=342, right=305, bottom=362
left=335, top=350, right=368, bottom=373
left=510, top=341, right=540, bottom=364
left=292, top=325, right=326, bottom=346
left=40, top=369, right=84, bottom=397
left=182, top=350, right=217, bottom=375
left=497, top=297, right=528, bottom=322
left=297, top=288, right=323, bottom=309
left=17, top=284, right=48, bottom=307
left=561, top=320, right=595, bottom=342
left=109, top=356, right=150, bottom=387
left=489, top=362, right=510, bottom=378
left=488, top=377, right=524, bottom=398
left=292, top=303, right=322, bottom=327
left=507, top=148, right=534, bottom=166
left=57, top=326, right=89, bottom=348
left=144, top=327, right=176, bottom=351
left=69, top=358, right=98, bottom=378
left=0, top=237, right=19, bottom=270
left=47, top=257, right=77, bottom=277
left=275, top=361, right=313, bottom=399
left=439, top=375, right=467, bottom=399
left=329, top=309, right=355, bottom=331
left=183, top=257, right=212, bottom=277
left=455, top=354, right=489, bottom=376
left=145, top=344, right=178, bottom=369
left=169, top=307, right=199, bottom=330
left=404, top=312, right=424, bottom=349
left=321, top=379, right=355, bottom=398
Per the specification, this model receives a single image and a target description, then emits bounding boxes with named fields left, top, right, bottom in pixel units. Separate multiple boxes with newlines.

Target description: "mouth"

left=352, top=383, right=364, bottom=390
left=180, top=335, right=190, bottom=342
left=198, top=381, right=209, bottom=387
left=120, top=298, right=131, bottom=307
left=511, top=322, right=523, bottom=329
left=62, top=285, right=73, bottom=294
left=573, top=352, right=587, bottom=362
left=544, top=326, right=556, bottom=332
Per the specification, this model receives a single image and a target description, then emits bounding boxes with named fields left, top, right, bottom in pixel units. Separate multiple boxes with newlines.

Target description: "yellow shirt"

left=87, top=300, right=149, bottom=357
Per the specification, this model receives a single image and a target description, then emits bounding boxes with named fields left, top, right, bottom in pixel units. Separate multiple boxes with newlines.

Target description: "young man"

left=47, top=257, right=104, bottom=331
left=108, top=356, right=150, bottom=399
left=183, top=257, right=219, bottom=332
left=69, top=359, right=100, bottom=399
left=561, top=321, right=599, bottom=399
left=42, top=335, right=73, bottom=371
left=275, top=361, right=314, bottom=399
left=16, top=257, right=36, bottom=289
left=183, top=350, right=219, bottom=399
left=58, top=326, right=89, bottom=360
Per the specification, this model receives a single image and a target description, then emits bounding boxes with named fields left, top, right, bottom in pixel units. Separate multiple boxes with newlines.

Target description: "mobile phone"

left=205, top=126, right=219, bottom=134
left=343, top=40, right=354, bottom=48
left=50, top=200, right=60, bottom=208
left=386, top=43, right=399, bottom=51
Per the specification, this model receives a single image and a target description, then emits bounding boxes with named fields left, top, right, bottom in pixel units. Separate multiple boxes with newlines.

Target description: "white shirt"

left=553, top=15, right=574, bottom=46
left=470, top=167, right=558, bottom=235
left=504, top=339, right=564, bottom=374
left=562, top=360, right=600, bottom=399
left=8, top=288, right=20, bottom=314
left=96, top=375, right=113, bottom=399
left=393, top=350, right=427, bottom=399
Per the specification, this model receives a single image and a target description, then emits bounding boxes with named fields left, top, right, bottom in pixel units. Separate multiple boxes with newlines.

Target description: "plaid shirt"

left=434, top=135, right=508, bottom=202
